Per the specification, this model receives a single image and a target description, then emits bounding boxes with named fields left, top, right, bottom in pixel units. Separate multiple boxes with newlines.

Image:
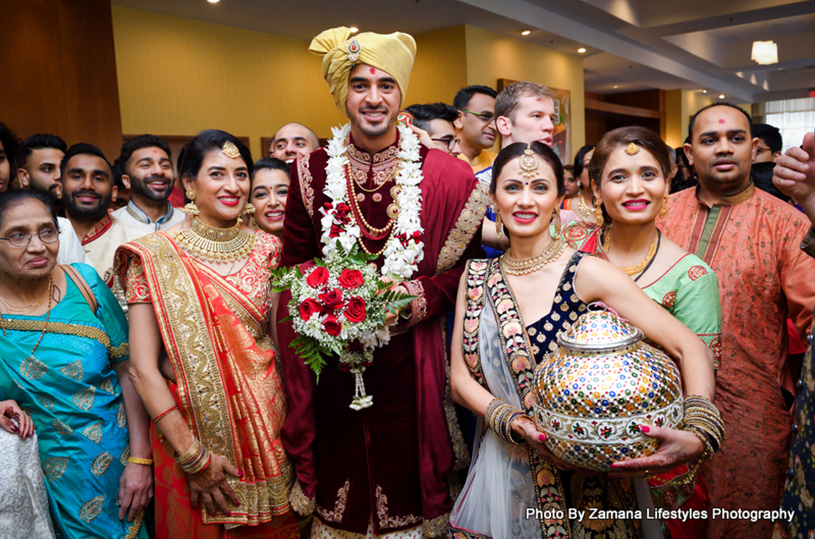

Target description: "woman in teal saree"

left=0, top=190, right=151, bottom=539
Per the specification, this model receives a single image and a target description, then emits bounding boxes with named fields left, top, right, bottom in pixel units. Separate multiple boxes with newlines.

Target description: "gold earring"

left=552, top=208, right=562, bottom=239
left=660, top=191, right=669, bottom=219
left=595, top=204, right=604, bottom=227
left=495, top=211, right=503, bottom=238
left=243, top=202, right=256, bottom=215
left=184, top=190, right=199, bottom=216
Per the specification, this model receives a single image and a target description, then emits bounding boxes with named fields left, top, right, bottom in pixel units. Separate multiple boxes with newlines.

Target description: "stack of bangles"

left=683, top=395, right=725, bottom=459
left=663, top=395, right=725, bottom=487
left=175, top=438, right=212, bottom=475
left=485, top=397, right=526, bottom=445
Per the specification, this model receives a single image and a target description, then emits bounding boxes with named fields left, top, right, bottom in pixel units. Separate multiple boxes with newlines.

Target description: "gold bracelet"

left=127, top=457, right=154, bottom=466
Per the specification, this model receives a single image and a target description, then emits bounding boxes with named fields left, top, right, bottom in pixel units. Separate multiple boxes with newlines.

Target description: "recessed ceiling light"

left=349, top=27, right=359, bottom=33
left=207, top=0, right=219, bottom=3
left=613, top=85, right=619, bottom=89
left=702, top=90, right=707, bottom=94
left=577, top=47, right=587, bottom=53
left=719, top=94, right=726, bottom=99
left=521, top=30, right=531, bottom=36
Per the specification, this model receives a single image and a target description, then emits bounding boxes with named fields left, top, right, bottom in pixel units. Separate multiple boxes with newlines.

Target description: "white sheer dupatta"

left=450, top=299, right=541, bottom=539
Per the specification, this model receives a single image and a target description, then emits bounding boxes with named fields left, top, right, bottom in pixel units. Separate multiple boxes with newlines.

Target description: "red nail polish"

left=539, top=434, right=546, bottom=442
left=609, top=463, right=618, bottom=468
left=640, top=425, right=650, bottom=433
left=238, top=470, right=244, bottom=478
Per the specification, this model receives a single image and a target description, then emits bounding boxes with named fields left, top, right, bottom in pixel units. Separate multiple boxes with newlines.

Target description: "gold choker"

left=175, top=217, right=256, bottom=263
left=502, top=236, right=565, bottom=276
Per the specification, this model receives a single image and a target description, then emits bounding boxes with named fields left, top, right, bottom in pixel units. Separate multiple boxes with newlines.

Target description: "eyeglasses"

left=460, top=109, right=495, bottom=123
left=431, top=137, right=460, bottom=152
left=0, top=228, right=59, bottom=248
left=756, top=146, right=772, bottom=154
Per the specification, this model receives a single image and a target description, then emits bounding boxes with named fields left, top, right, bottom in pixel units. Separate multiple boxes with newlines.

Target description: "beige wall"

left=409, top=26, right=469, bottom=106
left=664, top=89, right=683, bottom=148
left=112, top=9, right=585, bottom=158
left=463, top=26, right=586, bottom=150
left=112, top=6, right=345, bottom=158
left=680, top=90, right=717, bottom=143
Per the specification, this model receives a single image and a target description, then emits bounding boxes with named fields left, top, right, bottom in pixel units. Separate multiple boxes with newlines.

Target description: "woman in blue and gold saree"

left=0, top=190, right=151, bottom=539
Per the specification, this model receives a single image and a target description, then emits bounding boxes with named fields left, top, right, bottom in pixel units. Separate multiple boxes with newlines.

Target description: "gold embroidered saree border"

left=120, top=232, right=292, bottom=525
left=1, top=319, right=124, bottom=359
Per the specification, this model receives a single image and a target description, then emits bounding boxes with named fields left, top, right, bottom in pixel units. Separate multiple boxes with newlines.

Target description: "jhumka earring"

left=184, top=190, right=200, bottom=216
left=243, top=202, right=256, bottom=216
left=495, top=211, right=503, bottom=238
left=552, top=208, right=562, bottom=239
left=660, top=190, right=669, bottom=219
left=595, top=204, right=605, bottom=227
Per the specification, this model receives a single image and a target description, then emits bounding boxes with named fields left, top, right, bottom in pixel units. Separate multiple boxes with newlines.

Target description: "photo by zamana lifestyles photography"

left=1, top=1, right=815, bottom=539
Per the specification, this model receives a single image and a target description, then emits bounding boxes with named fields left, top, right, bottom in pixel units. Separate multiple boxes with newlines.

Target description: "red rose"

left=306, top=267, right=329, bottom=289
left=322, top=314, right=342, bottom=337
left=344, top=296, right=367, bottom=324
left=338, top=269, right=364, bottom=290
left=299, top=298, right=321, bottom=320
left=318, top=288, right=344, bottom=310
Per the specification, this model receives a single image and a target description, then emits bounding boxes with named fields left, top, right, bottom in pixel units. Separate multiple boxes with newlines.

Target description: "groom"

left=278, top=26, right=487, bottom=537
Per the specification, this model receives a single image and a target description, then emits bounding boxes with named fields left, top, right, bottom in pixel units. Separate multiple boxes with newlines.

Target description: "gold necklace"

left=502, top=236, right=566, bottom=276
left=0, top=274, right=53, bottom=357
left=175, top=217, right=256, bottom=263
left=577, top=192, right=594, bottom=220
left=346, top=167, right=394, bottom=236
left=0, top=281, right=51, bottom=313
left=603, top=229, right=658, bottom=276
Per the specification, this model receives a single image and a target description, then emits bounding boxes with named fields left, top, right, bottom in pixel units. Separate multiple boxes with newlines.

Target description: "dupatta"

left=117, top=232, right=292, bottom=527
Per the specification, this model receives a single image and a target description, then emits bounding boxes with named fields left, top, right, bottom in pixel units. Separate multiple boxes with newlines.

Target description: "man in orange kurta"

left=659, top=103, right=815, bottom=538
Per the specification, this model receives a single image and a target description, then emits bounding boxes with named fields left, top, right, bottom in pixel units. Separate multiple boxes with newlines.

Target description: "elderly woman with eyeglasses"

left=0, top=189, right=151, bottom=539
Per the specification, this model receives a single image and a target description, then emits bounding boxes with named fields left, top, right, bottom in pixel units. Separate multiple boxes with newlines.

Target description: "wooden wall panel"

left=0, top=0, right=122, bottom=160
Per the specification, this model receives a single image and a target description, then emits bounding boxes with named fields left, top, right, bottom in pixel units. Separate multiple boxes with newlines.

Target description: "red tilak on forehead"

left=370, top=67, right=376, bottom=74
left=719, top=119, right=725, bottom=124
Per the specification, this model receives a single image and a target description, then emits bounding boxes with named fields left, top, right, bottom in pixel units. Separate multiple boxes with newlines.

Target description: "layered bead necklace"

left=502, top=236, right=566, bottom=276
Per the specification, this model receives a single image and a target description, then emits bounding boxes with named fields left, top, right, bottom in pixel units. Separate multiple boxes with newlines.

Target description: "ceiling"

left=111, top=0, right=815, bottom=103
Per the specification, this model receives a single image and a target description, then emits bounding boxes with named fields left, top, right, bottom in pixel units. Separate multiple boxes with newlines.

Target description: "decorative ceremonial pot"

left=533, top=309, right=683, bottom=472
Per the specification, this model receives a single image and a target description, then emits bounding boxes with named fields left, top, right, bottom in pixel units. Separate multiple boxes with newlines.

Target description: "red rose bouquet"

left=274, top=245, right=414, bottom=410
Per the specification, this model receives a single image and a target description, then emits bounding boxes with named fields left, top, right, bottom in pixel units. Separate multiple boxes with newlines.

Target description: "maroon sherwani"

left=279, top=133, right=487, bottom=536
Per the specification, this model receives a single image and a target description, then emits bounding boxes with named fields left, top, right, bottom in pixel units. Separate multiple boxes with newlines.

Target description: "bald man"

left=269, top=122, right=320, bottom=164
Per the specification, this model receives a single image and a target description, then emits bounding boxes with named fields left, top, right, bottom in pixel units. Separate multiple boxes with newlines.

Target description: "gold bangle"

left=128, top=457, right=154, bottom=466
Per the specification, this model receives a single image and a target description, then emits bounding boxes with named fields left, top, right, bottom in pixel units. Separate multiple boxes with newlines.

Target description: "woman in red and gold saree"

left=115, top=130, right=298, bottom=539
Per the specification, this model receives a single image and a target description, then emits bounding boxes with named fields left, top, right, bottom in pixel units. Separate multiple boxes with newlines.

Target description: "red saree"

left=116, top=231, right=298, bottom=539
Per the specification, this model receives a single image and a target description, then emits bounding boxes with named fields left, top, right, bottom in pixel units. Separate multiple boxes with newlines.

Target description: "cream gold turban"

left=309, top=26, right=417, bottom=114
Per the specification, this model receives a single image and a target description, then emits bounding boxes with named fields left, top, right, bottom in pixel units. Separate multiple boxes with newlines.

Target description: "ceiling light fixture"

left=718, top=94, right=726, bottom=99
left=521, top=30, right=531, bottom=36
left=349, top=27, right=359, bottom=34
left=577, top=47, right=586, bottom=53
left=702, top=90, right=707, bottom=94
left=207, top=0, right=219, bottom=3
left=613, top=85, right=619, bottom=89
left=751, top=40, right=778, bottom=65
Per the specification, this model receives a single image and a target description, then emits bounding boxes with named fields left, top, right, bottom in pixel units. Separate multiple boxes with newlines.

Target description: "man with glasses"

left=453, top=85, right=497, bottom=184
left=404, top=102, right=461, bottom=156
left=753, top=122, right=783, bottom=164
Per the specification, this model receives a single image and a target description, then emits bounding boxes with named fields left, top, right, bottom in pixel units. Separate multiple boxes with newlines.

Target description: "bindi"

left=370, top=67, right=376, bottom=74
left=718, top=119, right=726, bottom=124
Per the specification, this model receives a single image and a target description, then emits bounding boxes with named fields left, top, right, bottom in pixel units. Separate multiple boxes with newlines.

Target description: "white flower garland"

left=320, top=123, right=425, bottom=281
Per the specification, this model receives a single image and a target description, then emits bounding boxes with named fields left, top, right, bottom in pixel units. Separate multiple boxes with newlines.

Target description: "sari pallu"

left=115, top=231, right=296, bottom=534
left=0, top=263, right=145, bottom=539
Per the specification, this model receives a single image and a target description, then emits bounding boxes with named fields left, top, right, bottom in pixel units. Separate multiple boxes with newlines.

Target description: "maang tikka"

left=518, top=147, right=540, bottom=178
